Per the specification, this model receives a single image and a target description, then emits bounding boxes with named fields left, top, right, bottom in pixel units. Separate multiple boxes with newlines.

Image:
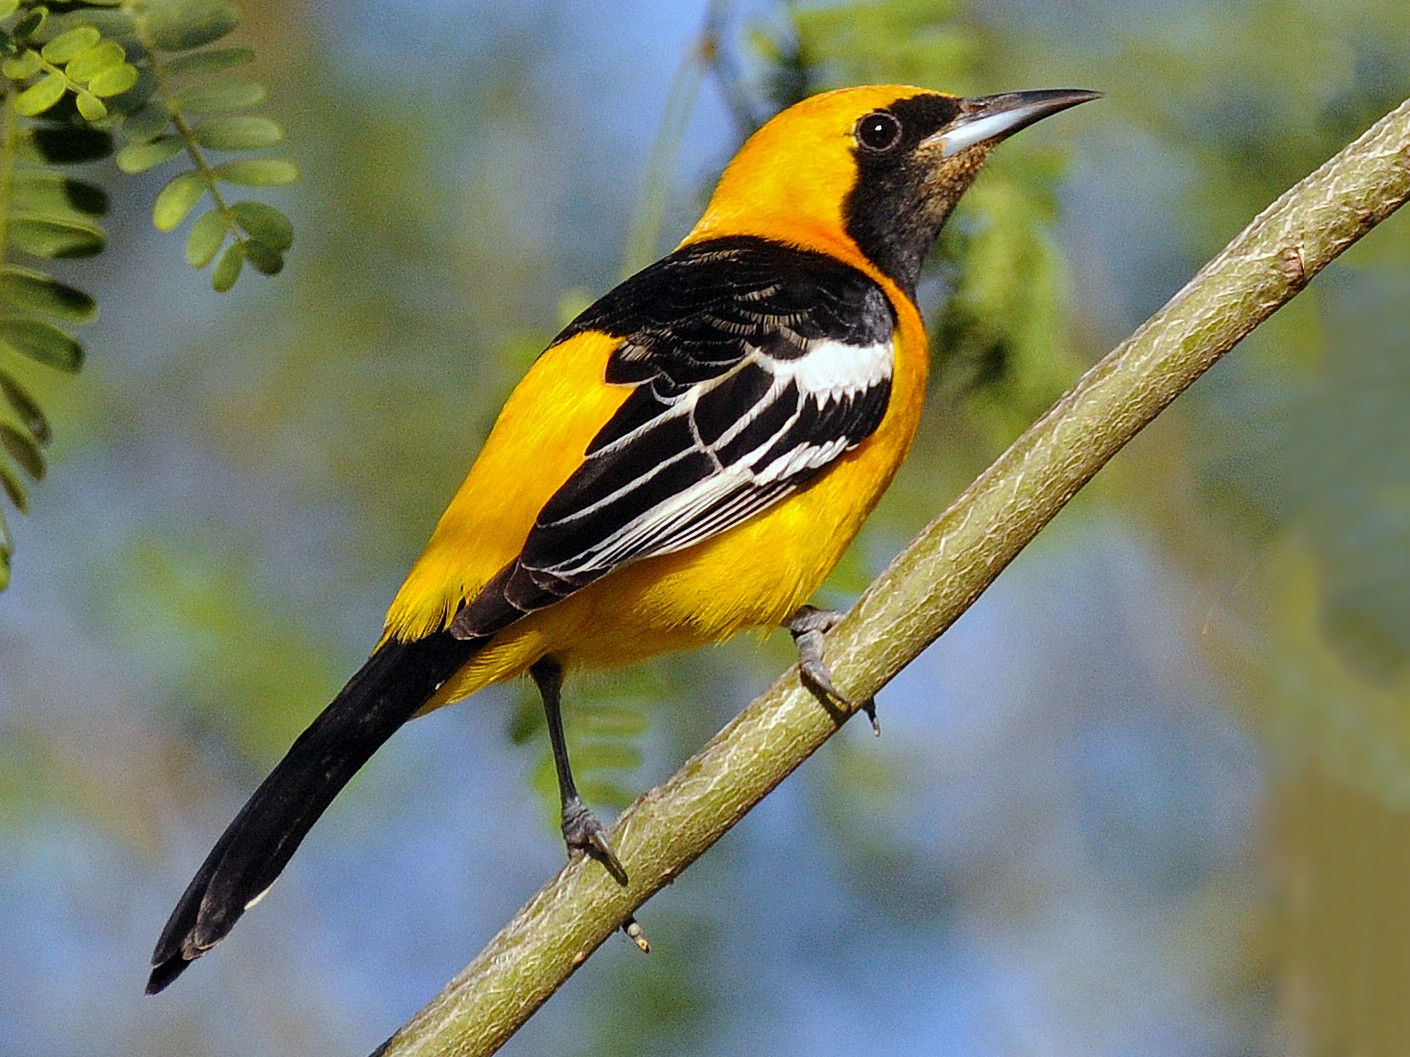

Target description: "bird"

left=147, top=83, right=1098, bottom=994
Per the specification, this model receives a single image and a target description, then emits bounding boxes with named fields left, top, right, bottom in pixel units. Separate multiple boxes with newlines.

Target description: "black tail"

left=147, top=631, right=479, bottom=994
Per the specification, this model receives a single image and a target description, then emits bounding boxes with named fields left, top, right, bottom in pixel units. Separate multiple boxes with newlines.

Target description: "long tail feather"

left=147, top=631, right=478, bottom=994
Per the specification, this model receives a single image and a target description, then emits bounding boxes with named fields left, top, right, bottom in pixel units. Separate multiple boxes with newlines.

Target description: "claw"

left=860, top=697, right=880, bottom=736
left=562, top=796, right=628, bottom=884
left=799, top=655, right=851, bottom=705
left=785, top=605, right=880, bottom=735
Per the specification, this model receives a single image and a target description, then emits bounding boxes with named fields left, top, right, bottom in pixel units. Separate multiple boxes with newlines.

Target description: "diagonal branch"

left=373, top=97, right=1410, bottom=1057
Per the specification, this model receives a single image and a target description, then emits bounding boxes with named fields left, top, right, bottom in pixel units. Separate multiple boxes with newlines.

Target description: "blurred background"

left=2, top=0, right=1408, bottom=1054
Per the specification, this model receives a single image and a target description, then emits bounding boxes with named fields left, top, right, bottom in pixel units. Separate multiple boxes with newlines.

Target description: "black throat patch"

left=843, top=93, right=966, bottom=301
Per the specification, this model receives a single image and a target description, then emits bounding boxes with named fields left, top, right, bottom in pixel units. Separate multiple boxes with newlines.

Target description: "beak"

left=929, top=88, right=1102, bottom=157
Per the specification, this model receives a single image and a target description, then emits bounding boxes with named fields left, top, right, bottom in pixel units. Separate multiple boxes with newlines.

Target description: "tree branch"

left=373, top=97, right=1410, bottom=1057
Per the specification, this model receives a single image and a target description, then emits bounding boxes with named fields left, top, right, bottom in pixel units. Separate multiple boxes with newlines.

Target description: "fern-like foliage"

left=0, top=0, right=297, bottom=589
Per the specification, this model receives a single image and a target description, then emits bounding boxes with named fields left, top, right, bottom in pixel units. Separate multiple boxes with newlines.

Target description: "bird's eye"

left=855, top=111, right=903, bottom=153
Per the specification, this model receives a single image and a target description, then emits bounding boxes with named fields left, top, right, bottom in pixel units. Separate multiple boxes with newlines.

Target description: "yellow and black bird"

left=147, top=83, right=1097, bottom=992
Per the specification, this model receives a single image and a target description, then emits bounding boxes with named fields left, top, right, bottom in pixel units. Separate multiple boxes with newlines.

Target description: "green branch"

left=373, top=96, right=1410, bottom=1057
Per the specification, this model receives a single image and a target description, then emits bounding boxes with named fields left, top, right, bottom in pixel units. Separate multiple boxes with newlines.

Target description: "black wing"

left=452, top=235, right=896, bottom=639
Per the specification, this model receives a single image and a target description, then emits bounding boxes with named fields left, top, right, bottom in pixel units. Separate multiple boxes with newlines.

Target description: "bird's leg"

left=784, top=605, right=879, bottom=735
left=529, top=657, right=628, bottom=883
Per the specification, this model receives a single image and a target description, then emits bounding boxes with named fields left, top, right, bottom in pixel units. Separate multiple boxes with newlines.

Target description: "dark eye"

left=855, top=110, right=902, bottom=153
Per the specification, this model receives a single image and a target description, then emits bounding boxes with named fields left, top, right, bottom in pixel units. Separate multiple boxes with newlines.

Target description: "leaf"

left=162, top=45, right=253, bottom=77
left=122, top=101, right=171, bottom=143
left=10, top=217, right=106, bottom=258
left=152, top=170, right=206, bottom=230
left=16, top=74, right=69, bottom=118
left=51, top=8, right=136, bottom=38
left=211, top=241, right=242, bottom=291
left=193, top=115, right=283, bottom=150
left=230, top=201, right=291, bottom=249
left=173, top=77, right=266, bottom=113
left=211, top=158, right=298, bottom=186
left=1, top=49, right=41, bottom=79
left=577, top=703, right=650, bottom=737
left=115, top=136, right=184, bottom=174
left=41, top=25, right=102, bottom=64
left=115, top=67, right=160, bottom=111
left=0, top=318, right=84, bottom=371
left=243, top=240, right=283, bottom=275
left=0, top=266, right=98, bottom=324
left=14, top=6, right=47, bottom=40
left=0, top=0, right=19, bottom=18
left=63, top=39, right=125, bottom=81
left=88, top=63, right=139, bottom=97
left=0, top=463, right=28, bottom=513
left=12, top=173, right=109, bottom=218
left=184, top=208, right=226, bottom=267
left=0, top=372, right=51, bottom=443
left=0, top=425, right=44, bottom=480
left=76, top=91, right=107, bottom=122
left=137, top=0, right=241, bottom=51
left=22, top=126, right=113, bottom=164
left=573, top=741, right=641, bottom=773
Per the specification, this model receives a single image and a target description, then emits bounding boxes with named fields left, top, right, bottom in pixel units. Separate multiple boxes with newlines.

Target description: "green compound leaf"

left=88, top=62, right=139, bottom=97
left=162, top=44, right=252, bottom=77
left=0, top=373, right=51, bottom=444
left=0, top=318, right=84, bottom=371
left=1, top=266, right=98, bottom=324
left=210, top=241, right=242, bottom=291
left=63, top=40, right=125, bottom=81
left=0, top=0, right=19, bottom=18
left=10, top=217, right=106, bottom=258
left=193, top=114, right=282, bottom=150
left=184, top=208, right=225, bottom=267
left=137, top=0, right=241, bottom=51
left=15, top=74, right=68, bottom=118
left=115, top=135, right=184, bottom=174
left=41, top=25, right=102, bottom=64
left=152, top=170, right=206, bottom=230
left=0, top=424, right=44, bottom=480
left=173, top=77, right=265, bottom=113
left=12, top=173, right=110, bottom=218
left=230, top=200, right=291, bottom=249
left=211, top=158, right=297, bottom=186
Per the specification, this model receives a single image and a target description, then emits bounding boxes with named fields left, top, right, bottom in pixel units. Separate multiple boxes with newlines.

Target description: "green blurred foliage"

left=0, top=0, right=297, bottom=588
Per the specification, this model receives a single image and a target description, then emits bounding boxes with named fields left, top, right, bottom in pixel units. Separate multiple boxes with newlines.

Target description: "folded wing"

left=452, top=235, right=896, bottom=638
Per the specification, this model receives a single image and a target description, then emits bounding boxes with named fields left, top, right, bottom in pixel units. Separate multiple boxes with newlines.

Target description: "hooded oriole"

left=148, top=83, right=1098, bottom=993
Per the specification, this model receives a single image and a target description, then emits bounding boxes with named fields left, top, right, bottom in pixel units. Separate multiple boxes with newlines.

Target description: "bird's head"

left=688, top=85, right=1100, bottom=297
